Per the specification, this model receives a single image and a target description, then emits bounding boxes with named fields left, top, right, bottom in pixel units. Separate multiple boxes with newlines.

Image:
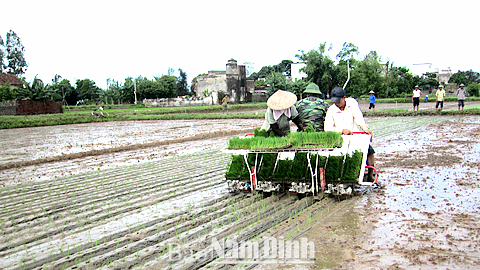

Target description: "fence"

left=0, top=100, right=17, bottom=116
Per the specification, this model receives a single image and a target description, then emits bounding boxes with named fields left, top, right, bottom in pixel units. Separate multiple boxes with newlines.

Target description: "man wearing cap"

left=368, top=90, right=376, bottom=112
left=456, top=83, right=466, bottom=111
left=435, top=85, right=446, bottom=112
left=324, top=87, right=375, bottom=181
left=296, top=83, right=328, bottom=132
left=260, top=90, right=304, bottom=136
left=412, top=85, right=422, bottom=112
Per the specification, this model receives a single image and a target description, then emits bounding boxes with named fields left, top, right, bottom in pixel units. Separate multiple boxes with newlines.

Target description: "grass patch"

left=364, top=107, right=480, bottom=117
left=0, top=111, right=265, bottom=129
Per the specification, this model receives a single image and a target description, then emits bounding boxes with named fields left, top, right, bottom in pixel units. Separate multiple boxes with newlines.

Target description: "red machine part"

left=251, top=166, right=256, bottom=189
left=365, top=166, right=378, bottom=184
left=319, top=168, right=326, bottom=192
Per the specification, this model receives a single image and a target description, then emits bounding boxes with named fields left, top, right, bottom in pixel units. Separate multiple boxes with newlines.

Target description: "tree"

left=450, top=70, right=480, bottom=86
left=5, top=30, right=28, bottom=75
left=176, top=68, right=189, bottom=96
left=158, top=75, right=177, bottom=98
left=58, top=79, right=77, bottom=105
left=290, top=78, right=310, bottom=99
left=296, top=43, right=336, bottom=96
left=19, top=75, right=56, bottom=100
left=274, top=60, right=293, bottom=76
left=465, top=70, right=480, bottom=84
left=167, top=67, right=175, bottom=76
left=336, top=42, right=359, bottom=61
left=467, top=83, right=479, bottom=97
left=0, top=83, right=19, bottom=101
left=0, top=35, right=5, bottom=73
left=448, top=71, right=466, bottom=85
left=76, top=79, right=101, bottom=101
left=266, top=72, right=286, bottom=95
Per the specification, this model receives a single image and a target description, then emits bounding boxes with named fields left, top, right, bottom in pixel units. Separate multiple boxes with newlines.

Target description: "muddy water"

left=342, top=115, right=480, bottom=269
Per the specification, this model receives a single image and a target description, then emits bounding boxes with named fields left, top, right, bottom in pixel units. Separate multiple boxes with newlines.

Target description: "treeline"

left=0, top=71, right=191, bottom=104
left=250, top=42, right=480, bottom=98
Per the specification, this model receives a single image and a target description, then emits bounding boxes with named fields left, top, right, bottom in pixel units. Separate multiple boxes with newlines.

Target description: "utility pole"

left=133, top=78, right=137, bottom=104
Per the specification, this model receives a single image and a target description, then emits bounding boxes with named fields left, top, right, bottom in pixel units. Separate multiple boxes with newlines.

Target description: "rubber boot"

left=367, top=168, right=374, bottom=182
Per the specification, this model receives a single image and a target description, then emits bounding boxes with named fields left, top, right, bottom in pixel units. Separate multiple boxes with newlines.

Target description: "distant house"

left=0, top=73, right=23, bottom=90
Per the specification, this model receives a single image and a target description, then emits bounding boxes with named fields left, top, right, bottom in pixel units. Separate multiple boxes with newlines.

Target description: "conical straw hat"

left=267, top=90, right=297, bottom=110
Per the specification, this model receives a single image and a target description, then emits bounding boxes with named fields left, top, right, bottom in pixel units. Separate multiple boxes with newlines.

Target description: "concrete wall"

left=143, top=96, right=214, bottom=107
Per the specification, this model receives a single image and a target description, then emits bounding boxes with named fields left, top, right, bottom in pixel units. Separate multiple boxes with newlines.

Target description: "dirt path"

left=1, top=116, right=479, bottom=269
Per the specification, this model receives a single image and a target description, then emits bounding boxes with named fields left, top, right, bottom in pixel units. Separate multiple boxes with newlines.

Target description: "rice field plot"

left=0, top=147, right=331, bottom=270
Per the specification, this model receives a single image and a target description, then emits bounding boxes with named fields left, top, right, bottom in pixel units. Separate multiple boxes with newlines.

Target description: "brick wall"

left=16, top=100, right=63, bottom=115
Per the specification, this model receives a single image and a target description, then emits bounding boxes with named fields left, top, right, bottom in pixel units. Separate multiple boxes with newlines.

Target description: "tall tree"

left=76, top=79, right=101, bottom=101
left=5, top=30, right=28, bottom=75
left=296, top=42, right=335, bottom=96
left=176, top=68, right=188, bottom=96
left=0, top=35, right=5, bottom=73
left=336, top=42, right=359, bottom=61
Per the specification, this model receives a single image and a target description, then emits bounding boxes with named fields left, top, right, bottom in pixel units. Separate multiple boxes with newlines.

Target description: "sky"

left=1, top=0, right=477, bottom=89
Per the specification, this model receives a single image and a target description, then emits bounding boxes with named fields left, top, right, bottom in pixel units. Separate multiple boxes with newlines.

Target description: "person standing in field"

left=456, top=83, right=466, bottom=111
left=425, top=95, right=428, bottom=102
left=435, top=85, right=446, bottom=112
left=412, top=85, right=422, bottom=112
left=221, top=94, right=230, bottom=113
left=296, top=83, right=328, bottom=132
left=368, top=90, right=376, bottom=112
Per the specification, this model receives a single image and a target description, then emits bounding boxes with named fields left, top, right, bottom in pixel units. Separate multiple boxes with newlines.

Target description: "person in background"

left=324, top=87, right=375, bottom=182
left=425, top=95, right=428, bottom=102
left=296, top=83, right=328, bottom=132
left=435, top=85, right=446, bottom=112
left=261, top=90, right=304, bottom=136
left=456, top=83, right=466, bottom=111
left=221, top=94, right=230, bottom=113
left=368, top=90, right=376, bottom=112
left=412, top=85, right=422, bottom=112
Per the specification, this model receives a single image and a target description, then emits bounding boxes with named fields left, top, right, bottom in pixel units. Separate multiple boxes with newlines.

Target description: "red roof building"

left=0, top=73, right=23, bottom=88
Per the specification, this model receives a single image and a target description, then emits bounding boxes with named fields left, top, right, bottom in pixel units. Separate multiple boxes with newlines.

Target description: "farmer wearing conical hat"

left=296, top=83, right=328, bottom=132
left=368, top=90, right=376, bottom=112
left=435, top=85, right=446, bottom=112
left=260, top=90, right=304, bottom=136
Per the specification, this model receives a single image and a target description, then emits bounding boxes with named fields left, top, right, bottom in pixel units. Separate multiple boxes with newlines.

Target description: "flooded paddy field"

left=1, top=115, right=479, bottom=269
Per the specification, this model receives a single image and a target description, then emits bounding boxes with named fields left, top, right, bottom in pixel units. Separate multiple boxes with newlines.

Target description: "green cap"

left=304, top=83, right=322, bottom=95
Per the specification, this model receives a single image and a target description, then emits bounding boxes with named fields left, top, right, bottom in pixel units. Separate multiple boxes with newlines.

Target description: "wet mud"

left=0, top=115, right=479, bottom=269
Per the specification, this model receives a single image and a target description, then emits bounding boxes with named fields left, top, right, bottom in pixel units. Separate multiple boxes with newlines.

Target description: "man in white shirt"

left=325, top=87, right=375, bottom=181
left=412, top=85, right=422, bottom=112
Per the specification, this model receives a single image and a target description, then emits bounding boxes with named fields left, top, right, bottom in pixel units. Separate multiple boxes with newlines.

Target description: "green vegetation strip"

left=363, top=107, right=480, bottom=117
left=0, top=111, right=265, bottom=129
